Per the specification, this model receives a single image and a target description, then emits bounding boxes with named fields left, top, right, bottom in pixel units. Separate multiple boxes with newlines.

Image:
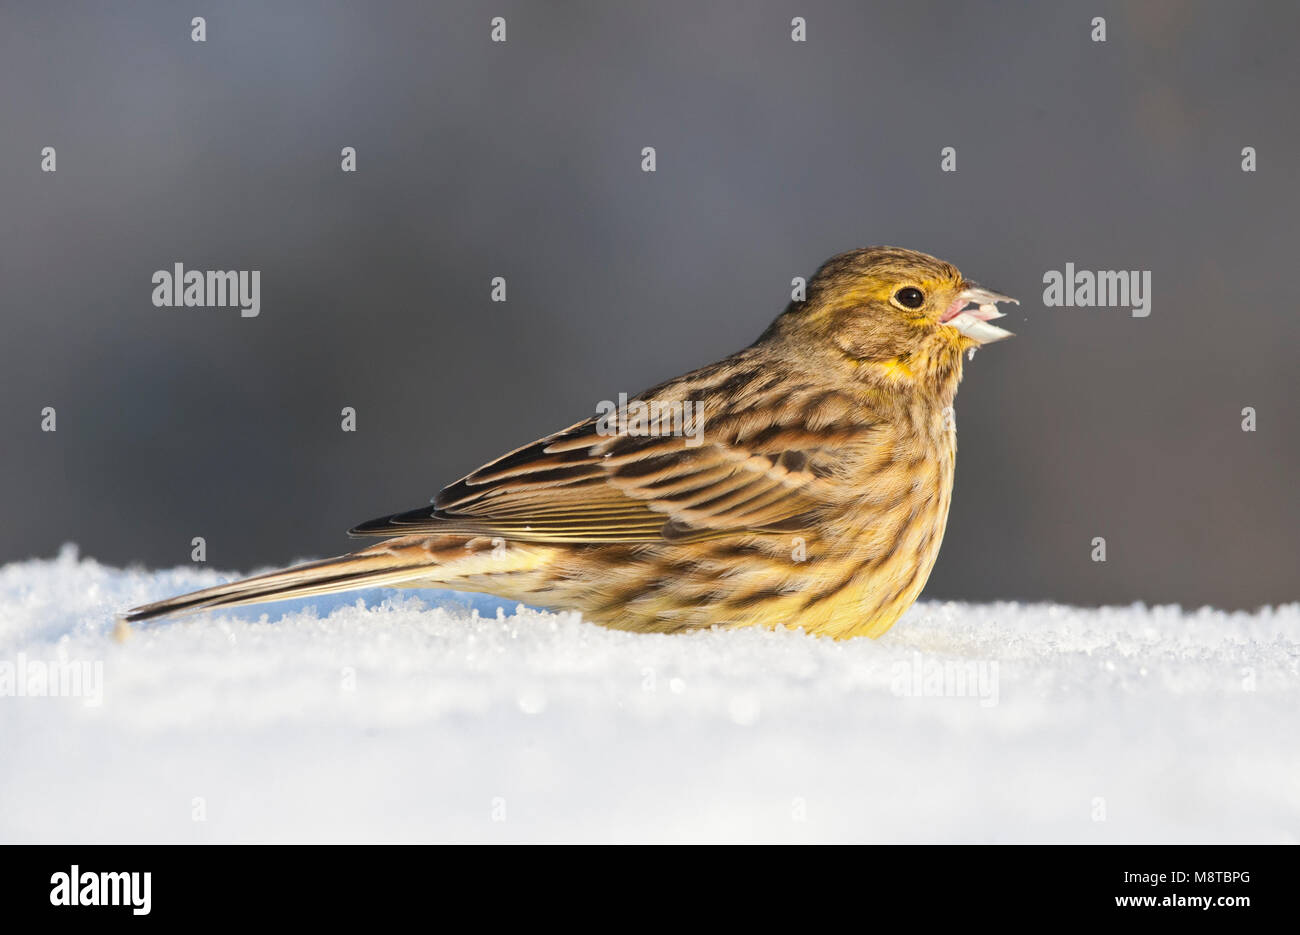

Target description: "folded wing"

left=350, top=397, right=870, bottom=544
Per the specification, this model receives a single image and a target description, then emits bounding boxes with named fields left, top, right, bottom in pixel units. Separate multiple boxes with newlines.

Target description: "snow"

left=2, top=545, right=1297, bottom=843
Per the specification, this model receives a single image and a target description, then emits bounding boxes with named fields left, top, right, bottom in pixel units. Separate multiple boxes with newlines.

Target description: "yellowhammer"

left=126, top=247, right=1016, bottom=638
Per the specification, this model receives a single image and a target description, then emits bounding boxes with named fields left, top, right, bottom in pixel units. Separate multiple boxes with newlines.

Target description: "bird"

left=124, top=246, right=1016, bottom=639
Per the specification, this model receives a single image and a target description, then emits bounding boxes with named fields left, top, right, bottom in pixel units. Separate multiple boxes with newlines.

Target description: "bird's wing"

left=350, top=392, right=876, bottom=544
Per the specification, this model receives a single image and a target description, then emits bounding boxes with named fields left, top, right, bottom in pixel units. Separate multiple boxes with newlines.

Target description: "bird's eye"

left=893, top=287, right=925, bottom=310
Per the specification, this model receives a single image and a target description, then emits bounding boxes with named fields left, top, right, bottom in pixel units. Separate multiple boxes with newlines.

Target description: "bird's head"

left=770, top=246, right=1016, bottom=396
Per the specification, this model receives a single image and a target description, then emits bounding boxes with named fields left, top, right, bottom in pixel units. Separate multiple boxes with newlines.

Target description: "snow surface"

left=1, top=546, right=1297, bottom=843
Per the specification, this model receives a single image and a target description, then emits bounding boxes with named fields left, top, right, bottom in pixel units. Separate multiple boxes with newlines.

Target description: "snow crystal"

left=1, top=545, right=1296, bottom=843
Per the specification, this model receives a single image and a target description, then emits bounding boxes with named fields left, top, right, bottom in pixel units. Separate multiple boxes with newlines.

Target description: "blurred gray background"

left=1, top=0, right=1295, bottom=610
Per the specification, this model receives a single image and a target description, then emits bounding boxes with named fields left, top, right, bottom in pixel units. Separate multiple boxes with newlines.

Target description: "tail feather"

left=122, top=543, right=436, bottom=623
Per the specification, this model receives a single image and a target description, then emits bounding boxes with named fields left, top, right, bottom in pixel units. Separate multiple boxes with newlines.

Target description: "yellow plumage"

left=126, top=247, right=1015, bottom=639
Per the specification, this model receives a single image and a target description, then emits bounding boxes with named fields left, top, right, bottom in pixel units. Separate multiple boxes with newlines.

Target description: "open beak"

left=940, top=282, right=1018, bottom=345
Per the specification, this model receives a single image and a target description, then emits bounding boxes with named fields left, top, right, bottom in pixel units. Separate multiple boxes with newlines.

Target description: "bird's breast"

left=812, top=411, right=957, bottom=637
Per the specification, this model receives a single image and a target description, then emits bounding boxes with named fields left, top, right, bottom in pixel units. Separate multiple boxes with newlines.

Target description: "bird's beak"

left=940, top=282, right=1018, bottom=345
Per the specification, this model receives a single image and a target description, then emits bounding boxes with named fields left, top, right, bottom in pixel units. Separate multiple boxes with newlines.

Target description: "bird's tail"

left=122, top=538, right=441, bottom=623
